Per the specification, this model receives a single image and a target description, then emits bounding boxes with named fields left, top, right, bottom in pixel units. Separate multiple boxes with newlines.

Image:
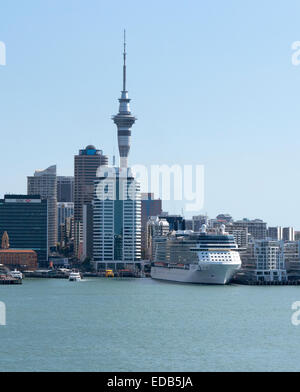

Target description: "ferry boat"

left=9, top=269, right=23, bottom=280
left=151, top=225, right=241, bottom=285
left=68, top=271, right=82, bottom=282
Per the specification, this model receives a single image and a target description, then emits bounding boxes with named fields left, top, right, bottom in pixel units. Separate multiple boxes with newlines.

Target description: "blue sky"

left=1, top=0, right=300, bottom=226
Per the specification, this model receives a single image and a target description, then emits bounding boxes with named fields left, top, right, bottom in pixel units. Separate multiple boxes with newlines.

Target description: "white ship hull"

left=151, top=263, right=240, bottom=285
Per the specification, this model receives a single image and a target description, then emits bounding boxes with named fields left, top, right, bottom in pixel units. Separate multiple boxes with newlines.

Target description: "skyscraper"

left=27, top=165, right=57, bottom=250
left=93, top=32, right=141, bottom=270
left=74, top=145, right=108, bottom=257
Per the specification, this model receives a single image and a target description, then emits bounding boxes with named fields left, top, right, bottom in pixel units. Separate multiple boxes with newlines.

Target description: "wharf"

left=83, top=271, right=147, bottom=278
left=232, top=277, right=300, bottom=286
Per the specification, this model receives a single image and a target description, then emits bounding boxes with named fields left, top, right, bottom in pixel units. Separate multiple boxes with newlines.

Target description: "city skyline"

left=1, top=1, right=300, bottom=226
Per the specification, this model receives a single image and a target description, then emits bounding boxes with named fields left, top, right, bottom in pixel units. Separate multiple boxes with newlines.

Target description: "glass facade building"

left=0, top=195, right=48, bottom=267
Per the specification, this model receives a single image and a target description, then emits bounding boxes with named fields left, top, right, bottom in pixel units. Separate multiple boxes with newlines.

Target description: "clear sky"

left=1, top=0, right=300, bottom=227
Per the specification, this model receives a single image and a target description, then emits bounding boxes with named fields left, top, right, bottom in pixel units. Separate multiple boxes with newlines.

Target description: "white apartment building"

left=253, top=240, right=287, bottom=282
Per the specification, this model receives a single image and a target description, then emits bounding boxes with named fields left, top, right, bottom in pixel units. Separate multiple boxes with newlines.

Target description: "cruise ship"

left=151, top=225, right=241, bottom=285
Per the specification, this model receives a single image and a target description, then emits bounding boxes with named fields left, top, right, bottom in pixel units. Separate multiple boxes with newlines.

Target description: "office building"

left=59, top=216, right=74, bottom=248
left=146, top=216, right=170, bottom=260
left=57, top=202, right=74, bottom=245
left=267, top=227, right=283, bottom=241
left=233, top=219, right=267, bottom=240
left=57, top=202, right=74, bottom=227
left=0, top=195, right=48, bottom=266
left=27, top=165, right=57, bottom=249
left=225, top=224, right=249, bottom=248
left=141, top=193, right=162, bottom=258
left=192, top=215, right=208, bottom=232
left=159, top=213, right=185, bottom=231
left=184, top=219, right=193, bottom=230
left=57, top=176, right=74, bottom=202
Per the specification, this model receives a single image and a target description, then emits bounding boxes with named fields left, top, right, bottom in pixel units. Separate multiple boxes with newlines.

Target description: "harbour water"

left=1, top=278, right=300, bottom=372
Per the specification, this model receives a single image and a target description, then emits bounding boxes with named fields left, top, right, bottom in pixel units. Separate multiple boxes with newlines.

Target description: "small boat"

left=9, top=269, right=23, bottom=280
left=68, top=271, right=82, bottom=282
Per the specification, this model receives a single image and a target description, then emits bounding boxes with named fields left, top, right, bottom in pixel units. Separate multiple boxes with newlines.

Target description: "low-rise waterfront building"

left=0, top=232, right=38, bottom=270
left=283, top=241, right=300, bottom=279
left=241, top=240, right=287, bottom=282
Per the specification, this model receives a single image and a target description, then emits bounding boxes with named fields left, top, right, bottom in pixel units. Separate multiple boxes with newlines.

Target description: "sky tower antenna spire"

left=123, top=29, right=127, bottom=91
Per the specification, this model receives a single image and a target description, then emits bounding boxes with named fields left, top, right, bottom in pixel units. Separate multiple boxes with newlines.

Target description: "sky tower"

left=113, top=30, right=136, bottom=168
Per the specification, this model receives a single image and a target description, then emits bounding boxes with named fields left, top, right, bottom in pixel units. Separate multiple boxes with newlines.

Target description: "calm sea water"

left=0, top=278, right=300, bottom=372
